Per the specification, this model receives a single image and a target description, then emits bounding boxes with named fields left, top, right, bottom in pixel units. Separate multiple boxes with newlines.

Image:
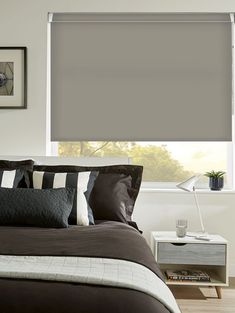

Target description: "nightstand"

left=151, top=231, right=228, bottom=299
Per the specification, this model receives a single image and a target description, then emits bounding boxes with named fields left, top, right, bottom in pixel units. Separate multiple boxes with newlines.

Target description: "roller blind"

left=51, top=13, right=232, bottom=141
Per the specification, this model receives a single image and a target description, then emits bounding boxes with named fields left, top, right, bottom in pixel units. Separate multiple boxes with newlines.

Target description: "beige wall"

left=0, top=0, right=235, bottom=273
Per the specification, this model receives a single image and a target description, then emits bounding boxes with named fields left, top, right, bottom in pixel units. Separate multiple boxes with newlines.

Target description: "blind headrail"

left=49, top=13, right=233, bottom=23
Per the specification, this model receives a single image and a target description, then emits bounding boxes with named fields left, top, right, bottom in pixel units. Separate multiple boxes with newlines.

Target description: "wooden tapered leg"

left=215, top=286, right=222, bottom=299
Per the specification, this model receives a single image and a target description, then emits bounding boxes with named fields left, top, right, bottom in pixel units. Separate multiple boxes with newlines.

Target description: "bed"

left=0, top=157, right=181, bottom=313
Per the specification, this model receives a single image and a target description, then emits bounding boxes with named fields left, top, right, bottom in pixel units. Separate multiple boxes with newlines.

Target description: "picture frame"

left=0, top=47, right=27, bottom=109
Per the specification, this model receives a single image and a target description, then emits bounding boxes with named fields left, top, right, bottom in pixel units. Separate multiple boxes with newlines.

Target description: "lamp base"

left=186, top=231, right=208, bottom=238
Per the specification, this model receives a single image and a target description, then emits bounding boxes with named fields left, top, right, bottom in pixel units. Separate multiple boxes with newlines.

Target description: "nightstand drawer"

left=157, top=242, right=226, bottom=266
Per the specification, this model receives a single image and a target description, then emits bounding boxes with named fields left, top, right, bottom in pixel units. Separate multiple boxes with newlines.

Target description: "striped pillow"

left=0, top=169, right=24, bottom=188
left=32, top=171, right=91, bottom=226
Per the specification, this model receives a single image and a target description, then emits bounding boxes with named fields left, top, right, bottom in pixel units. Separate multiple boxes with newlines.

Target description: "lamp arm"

left=193, top=188, right=206, bottom=233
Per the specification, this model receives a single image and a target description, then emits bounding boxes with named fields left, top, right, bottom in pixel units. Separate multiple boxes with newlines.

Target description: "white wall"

left=0, top=0, right=235, bottom=274
left=1, top=0, right=235, bottom=154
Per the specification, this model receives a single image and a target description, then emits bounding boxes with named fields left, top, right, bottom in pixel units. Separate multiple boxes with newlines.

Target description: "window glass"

left=57, top=141, right=229, bottom=186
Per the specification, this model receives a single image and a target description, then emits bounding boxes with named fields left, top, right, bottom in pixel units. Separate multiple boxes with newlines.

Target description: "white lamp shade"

left=176, top=175, right=201, bottom=192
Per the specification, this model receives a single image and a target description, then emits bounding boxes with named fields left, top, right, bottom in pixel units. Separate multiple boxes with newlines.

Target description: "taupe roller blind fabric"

left=51, top=13, right=232, bottom=141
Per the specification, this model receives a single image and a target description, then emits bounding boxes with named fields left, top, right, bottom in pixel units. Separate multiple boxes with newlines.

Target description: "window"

left=52, top=141, right=231, bottom=189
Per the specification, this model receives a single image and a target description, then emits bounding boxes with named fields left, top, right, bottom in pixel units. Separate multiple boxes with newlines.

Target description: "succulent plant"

left=204, top=170, right=226, bottom=178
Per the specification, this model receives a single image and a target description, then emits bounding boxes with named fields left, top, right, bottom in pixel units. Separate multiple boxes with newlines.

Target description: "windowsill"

left=140, top=188, right=235, bottom=194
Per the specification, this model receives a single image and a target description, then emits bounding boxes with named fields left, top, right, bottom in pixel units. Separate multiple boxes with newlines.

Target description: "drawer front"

left=157, top=242, right=226, bottom=265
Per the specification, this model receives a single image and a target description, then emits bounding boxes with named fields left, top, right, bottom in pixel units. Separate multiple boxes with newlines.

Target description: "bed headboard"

left=0, top=156, right=131, bottom=166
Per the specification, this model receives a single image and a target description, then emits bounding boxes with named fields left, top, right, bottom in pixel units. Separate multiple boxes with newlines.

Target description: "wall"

left=1, top=0, right=235, bottom=154
left=0, top=0, right=235, bottom=273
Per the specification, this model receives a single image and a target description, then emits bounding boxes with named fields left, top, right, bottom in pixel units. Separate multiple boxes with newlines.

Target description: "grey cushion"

left=89, top=174, right=134, bottom=223
left=0, top=188, right=74, bottom=228
left=0, top=169, right=25, bottom=188
left=84, top=171, right=99, bottom=225
left=32, top=171, right=93, bottom=226
left=0, top=159, right=34, bottom=187
left=0, top=159, right=34, bottom=171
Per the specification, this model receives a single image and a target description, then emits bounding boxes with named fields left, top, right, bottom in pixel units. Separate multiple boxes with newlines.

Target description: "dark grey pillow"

left=89, top=173, right=134, bottom=223
left=0, top=159, right=34, bottom=187
left=32, top=171, right=95, bottom=226
left=0, top=159, right=34, bottom=171
left=0, top=188, right=74, bottom=228
left=84, top=171, right=99, bottom=225
left=0, top=169, right=25, bottom=188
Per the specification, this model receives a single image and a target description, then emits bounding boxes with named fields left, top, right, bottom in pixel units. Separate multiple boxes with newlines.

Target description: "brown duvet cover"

left=0, top=221, right=171, bottom=313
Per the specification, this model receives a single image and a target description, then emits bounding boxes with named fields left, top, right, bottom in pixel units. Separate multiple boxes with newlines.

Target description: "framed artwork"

left=0, top=47, right=27, bottom=109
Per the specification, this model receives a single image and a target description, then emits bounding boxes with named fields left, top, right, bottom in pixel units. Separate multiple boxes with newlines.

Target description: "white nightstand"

left=151, top=231, right=228, bottom=299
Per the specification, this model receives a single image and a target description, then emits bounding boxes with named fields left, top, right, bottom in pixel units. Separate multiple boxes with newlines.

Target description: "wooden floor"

left=170, top=278, right=235, bottom=313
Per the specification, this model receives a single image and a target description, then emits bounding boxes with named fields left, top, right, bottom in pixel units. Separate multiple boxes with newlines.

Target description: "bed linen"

left=0, top=221, right=180, bottom=313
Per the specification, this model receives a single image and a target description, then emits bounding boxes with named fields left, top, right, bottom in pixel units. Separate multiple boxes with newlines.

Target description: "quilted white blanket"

left=0, top=255, right=181, bottom=313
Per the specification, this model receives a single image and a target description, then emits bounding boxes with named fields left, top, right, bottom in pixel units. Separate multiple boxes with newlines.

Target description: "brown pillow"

left=89, top=173, right=134, bottom=223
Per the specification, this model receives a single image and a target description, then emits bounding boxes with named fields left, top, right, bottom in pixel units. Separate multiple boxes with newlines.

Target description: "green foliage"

left=58, top=141, right=193, bottom=182
left=129, top=145, right=192, bottom=181
left=204, top=170, right=225, bottom=178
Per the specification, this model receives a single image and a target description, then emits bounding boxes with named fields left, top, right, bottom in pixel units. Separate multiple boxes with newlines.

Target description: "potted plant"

left=204, top=171, right=226, bottom=191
